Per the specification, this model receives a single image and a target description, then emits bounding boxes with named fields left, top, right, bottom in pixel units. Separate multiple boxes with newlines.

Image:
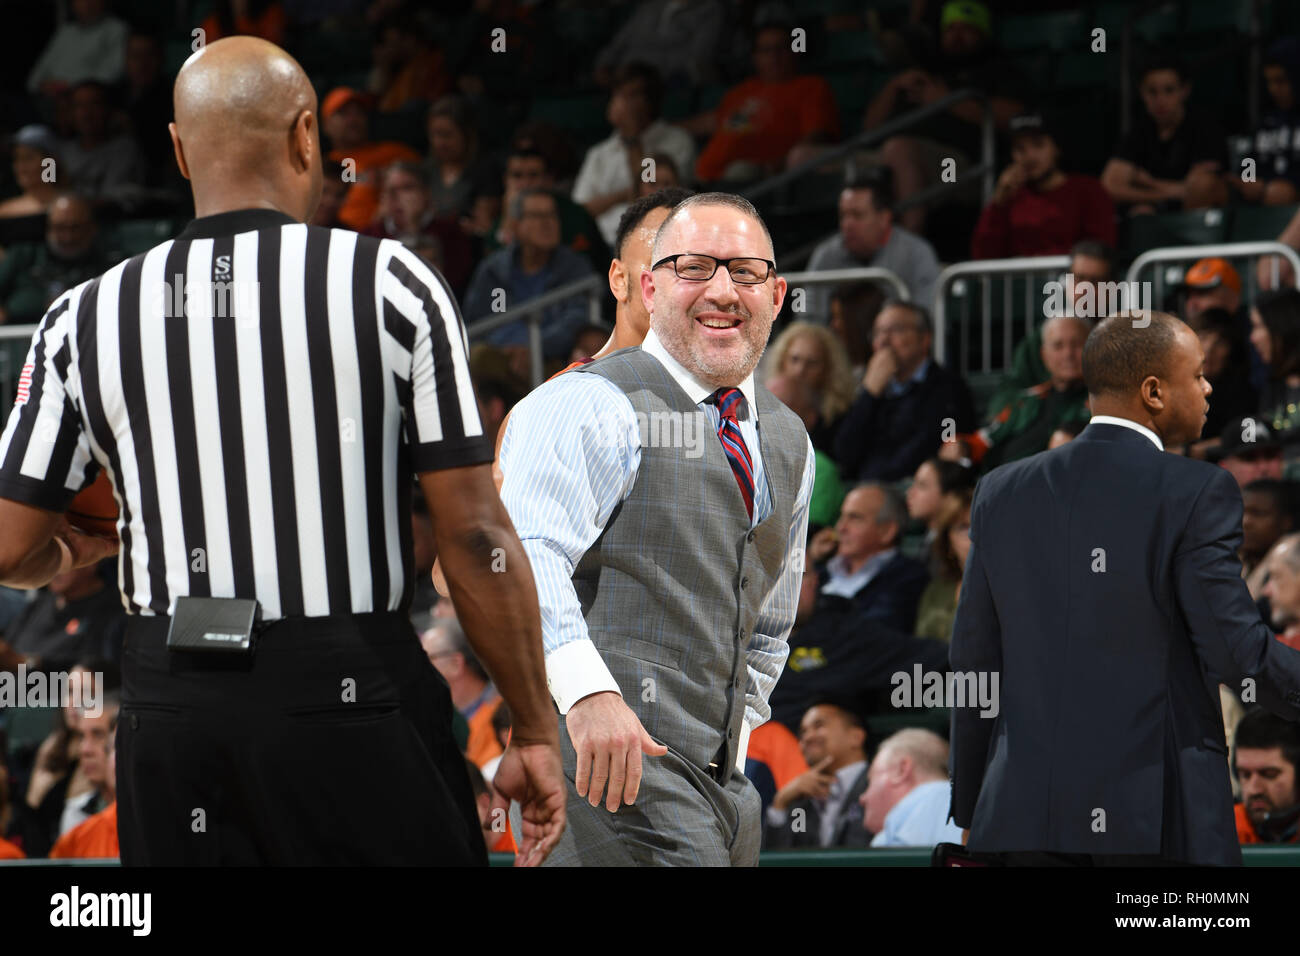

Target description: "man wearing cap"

left=1184, top=257, right=1244, bottom=323
left=862, top=1, right=1024, bottom=234
left=1210, top=415, right=1284, bottom=489
left=322, top=86, right=419, bottom=230
left=971, top=114, right=1116, bottom=259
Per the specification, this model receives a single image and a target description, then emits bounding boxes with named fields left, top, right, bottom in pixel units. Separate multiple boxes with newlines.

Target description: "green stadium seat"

left=817, top=30, right=881, bottom=70
left=1229, top=204, right=1300, bottom=243
left=1186, top=3, right=1250, bottom=34
left=5, top=705, right=57, bottom=759
left=998, top=10, right=1086, bottom=53
left=825, top=70, right=873, bottom=128
left=1007, top=53, right=1052, bottom=92
left=371, top=106, right=427, bottom=152
left=527, top=92, right=609, bottom=143
left=290, top=28, right=372, bottom=74
left=1123, top=208, right=1228, bottom=258
left=661, top=86, right=694, bottom=121
left=1053, top=51, right=1111, bottom=91
left=1132, top=3, right=1179, bottom=44
left=107, top=219, right=178, bottom=257
left=695, top=83, right=730, bottom=114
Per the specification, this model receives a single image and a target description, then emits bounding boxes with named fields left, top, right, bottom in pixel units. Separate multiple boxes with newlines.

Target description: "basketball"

left=66, top=471, right=119, bottom=539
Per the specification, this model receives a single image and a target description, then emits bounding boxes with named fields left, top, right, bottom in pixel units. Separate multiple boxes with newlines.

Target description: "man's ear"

left=608, top=257, right=630, bottom=306
left=1141, top=374, right=1165, bottom=414
left=293, top=109, right=316, bottom=173
left=640, top=268, right=657, bottom=317
left=168, top=122, right=191, bottom=181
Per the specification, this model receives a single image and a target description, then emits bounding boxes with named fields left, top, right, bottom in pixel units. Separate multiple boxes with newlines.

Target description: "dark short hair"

left=844, top=167, right=895, bottom=213
left=1244, top=478, right=1298, bottom=523
left=879, top=298, right=932, bottom=336
left=1053, top=418, right=1086, bottom=440
left=613, top=187, right=692, bottom=259
left=1233, top=708, right=1300, bottom=780
left=1140, top=52, right=1188, bottom=84
left=613, top=61, right=665, bottom=118
left=805, top=697, right=867, bottom=733
left=1081, top=311, right=1184, bottom=397
left=506, top=146, right=548, bottom=169
left=926, top=458, right=976, bottom=496
left=509, top=185, right=558, bottom=222
left=1070, top=239, right=1116, bottom=272
left=1256, top=288, right=1300, bottom=379
left=428, top=94, right=477, bottom=142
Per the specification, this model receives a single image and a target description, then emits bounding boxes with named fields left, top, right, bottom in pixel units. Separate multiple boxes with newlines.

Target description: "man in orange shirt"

left=323, top=87, right=419, bottom=230
left=691, top=22, right=839, bottom=182
left=1233, top=708, right=1300, bottom=844
left=50, top=705, right=119, bottom=860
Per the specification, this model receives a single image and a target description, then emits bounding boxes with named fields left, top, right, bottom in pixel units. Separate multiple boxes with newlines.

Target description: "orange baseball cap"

left=1183, top=257, right=1241, bottom=293
left=321, top=87, right=371, bottom=120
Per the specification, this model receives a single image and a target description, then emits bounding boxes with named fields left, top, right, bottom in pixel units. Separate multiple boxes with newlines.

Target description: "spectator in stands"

left=3, top=559, right=124, bottom=671
left=201, top=0, right=287, bottom=45
left=971, top=113, right=1116, bottom=259
left=0, top=126, right=62, bottom=233
left=10, top=700, right=82, bottom=856
left=1048, top=418, right=1086, bottom=450
left=861, top=0, right=1024, bottom=233
left=1100, top=54, right=1227, bottom=214
left=805, top=169, right=940, bottom=323
left=904, top=457, right=975, bottom=548
left=594, top=0, right=725, bottom=88
left=472, top=370, right=524, bottom=450
left=862, top=729, right=964, bottom=848
left=1183, top=257, right=1243, bottom=324
left=1251, top=289, right=1300, bottom=466
left=764, top=322, right=856, bottom=452
left=311, top=159, right=348, bottom=228
left=1208, top=416, right=1284, bottom=489
left=568, top=325, right=609, bottom=363
left=323, top=86, right=420, bottom=230
left=1242, top=479, right=1296, bottom=591
left=408, top=490, right=438, bottom=635
left=462, top=188, right=594, bottom=359
left=573, top=63, right=695, bottom=247
left=27, top=0, right=128, bottom=98
left=0, top=194, right=116, bottom=324
left=986, top=240, right=1115, bottom=414
left=419, top=617, right=503, bottom=771
left=1233, top=708, right=1300, bottom=844
left=0, top=763, right=22, bottom=858
left=1258, top=208, right=1300, bottom=289
left=828, top=281, right=884, bottom=381
left=914, top=488, right=972, bottom=642
left=58, top=80, right=147, bottom=212
left=369, top=10, right=449, bottom=112
left=1232, top=38, right=1300, bottom=208
left=970, top=315, right=1091, bottom=471
left=689, top=22, right=840, bottom=182
left=363, top=161, right=474, bottom=294
left=771, top=485, right=944, bottom=728
left=55, top=695, right=117, bottom=844
left=1262, top=533, right=1300, bottom=648
left=482, top=143, right=609, bottom=273
left=639, top=153, right=681, bottom=196
left=1192, top=307, right=1259, bottom=443
left=835, top=300, right=975, bottom=483
left=423, top=94, right=496, bottom=223
left=766, top=374, right=845, bottom=532
left=122, top=32, right=175, bottom=189
left=49, top=703, right=119, bottom=860
left=765, top=701, right=871, bottom=849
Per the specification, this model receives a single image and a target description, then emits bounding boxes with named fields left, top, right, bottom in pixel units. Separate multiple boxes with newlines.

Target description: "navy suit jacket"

left=949, top=422, right=1300, bottom=865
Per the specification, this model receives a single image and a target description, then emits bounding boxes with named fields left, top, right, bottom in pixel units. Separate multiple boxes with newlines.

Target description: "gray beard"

left=654, top=313, right=770, bottom=389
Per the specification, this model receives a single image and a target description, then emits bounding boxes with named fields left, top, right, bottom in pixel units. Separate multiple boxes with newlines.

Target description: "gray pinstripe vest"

left=570, top=347, right=808, bottom=773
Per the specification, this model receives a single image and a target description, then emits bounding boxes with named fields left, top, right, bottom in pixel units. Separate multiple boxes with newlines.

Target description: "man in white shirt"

left=572, top=63, right=696, bottom=247
left=765, top=701, right=870, bottom=848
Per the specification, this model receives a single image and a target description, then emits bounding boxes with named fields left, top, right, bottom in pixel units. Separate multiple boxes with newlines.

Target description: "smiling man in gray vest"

left=499, top=192, right=814, bottom=865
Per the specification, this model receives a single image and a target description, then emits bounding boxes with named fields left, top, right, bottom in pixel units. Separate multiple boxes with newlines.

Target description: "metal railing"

left=745, top=87, right=997, bottom=210
left=464, top=275, right=606, bottom=388
left=933, top=256, right=1071, bottom=375
left=781, top=265, right=910, bottom=310
left=1125, top=240, right=1300, bottom=306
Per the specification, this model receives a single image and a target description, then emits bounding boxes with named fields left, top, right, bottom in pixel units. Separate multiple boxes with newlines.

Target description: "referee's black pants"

left=115, top=610, right=486, bottom=866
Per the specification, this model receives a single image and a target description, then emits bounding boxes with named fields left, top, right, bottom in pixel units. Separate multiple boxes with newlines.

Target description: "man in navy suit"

left=950, top=310, right=1300, bottom=865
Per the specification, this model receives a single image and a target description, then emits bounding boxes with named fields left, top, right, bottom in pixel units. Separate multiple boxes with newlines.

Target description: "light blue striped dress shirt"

left=499, top=328, right=816, bottom=750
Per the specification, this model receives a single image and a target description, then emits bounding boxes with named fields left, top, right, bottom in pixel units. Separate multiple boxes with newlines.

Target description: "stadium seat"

left=816, top=29, right=881, bottom=70
left=998, top=10, right=1086, bottom=54
left=1123, top=208, right=1228, bottom=258
left=106, top=219, right=178, bottom=257
left=1053, top=51, right=1111, bottom=92
left=1229, top=204, right=1300, bottom=243
left=527, top=92, right=608, bottom=145
left=371, top=106, right=427, bottom=152
left=1185, top=3, right=1251, bottom=34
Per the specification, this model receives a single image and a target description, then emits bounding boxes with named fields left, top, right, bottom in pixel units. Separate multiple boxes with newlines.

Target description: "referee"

left=0, top=37, right=564, bottom=866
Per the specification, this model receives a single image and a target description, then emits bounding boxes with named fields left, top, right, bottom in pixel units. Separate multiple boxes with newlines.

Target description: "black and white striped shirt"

left=0, top=209, right=491, bottom=619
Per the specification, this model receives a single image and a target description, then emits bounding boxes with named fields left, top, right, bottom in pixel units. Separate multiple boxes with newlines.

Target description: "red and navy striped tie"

left=712, top=387, right=755, bottom=520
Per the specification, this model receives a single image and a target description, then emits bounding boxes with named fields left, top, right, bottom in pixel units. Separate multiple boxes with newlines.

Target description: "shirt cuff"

left=735, top=720, right=752, bottom=773
left=545, top=639, right=621, bottom=714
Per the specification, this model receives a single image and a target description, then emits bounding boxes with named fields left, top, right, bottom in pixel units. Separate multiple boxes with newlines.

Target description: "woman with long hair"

left=915, top=489, right=973, bottom=642
left=763, top=322, right=857, bottom=451
left=1250, top=288, right=1300, bottom=471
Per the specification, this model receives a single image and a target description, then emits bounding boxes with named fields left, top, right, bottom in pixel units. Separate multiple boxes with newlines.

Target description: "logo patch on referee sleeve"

left=15, top=363, right=33, bottom=405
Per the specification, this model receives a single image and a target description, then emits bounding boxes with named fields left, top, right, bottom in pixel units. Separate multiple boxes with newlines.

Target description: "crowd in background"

left=7, top=0, right=1300, bottom=859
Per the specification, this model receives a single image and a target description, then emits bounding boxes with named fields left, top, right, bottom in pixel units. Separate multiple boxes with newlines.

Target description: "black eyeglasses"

left=652, top=253, right=776, bottom=285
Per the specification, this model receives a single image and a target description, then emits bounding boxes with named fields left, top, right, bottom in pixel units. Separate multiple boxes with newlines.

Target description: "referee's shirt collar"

left=175, top=208, right=299, bottom=241
left=641, top=327, right=759, bottom=422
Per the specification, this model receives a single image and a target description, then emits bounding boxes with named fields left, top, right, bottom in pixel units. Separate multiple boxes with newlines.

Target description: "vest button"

left=728, top=727, right=735, bottom=739
left=740, top=576, right=749, bottom=590
left=130, top=713, right=139, bottom=730
left=746, top=530, right=755, bottom=543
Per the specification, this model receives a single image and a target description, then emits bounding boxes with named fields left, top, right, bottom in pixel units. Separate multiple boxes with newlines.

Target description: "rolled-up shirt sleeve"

left=499, top=372, right=640, bottom=713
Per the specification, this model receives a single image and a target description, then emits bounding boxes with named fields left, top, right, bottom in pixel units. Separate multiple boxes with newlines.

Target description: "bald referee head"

left=1082, top=310, right=1211, bottom=447
left=169, top=36, right=323, bottom=222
